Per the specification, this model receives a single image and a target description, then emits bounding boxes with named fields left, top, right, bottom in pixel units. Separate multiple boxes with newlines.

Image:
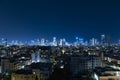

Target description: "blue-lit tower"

left=75, top=37, right=79, bottom=46
left=1, top=38, right=7, bottom=46
left=53, top=37, right=57, bottom=46
left=101, top=34, right=105, bottom=45
left=79, top=38, right=84, bottom=45
left=41, top=38, right=45, bottom=46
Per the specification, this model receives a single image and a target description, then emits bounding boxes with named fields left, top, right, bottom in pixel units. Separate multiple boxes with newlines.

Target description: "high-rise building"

left=79, top=38, right=84, bottom=45
left=90, top=38, right=98, bottom=46
left=41, top=38, right=45, bottom=46
left=1, top=38, right=7, bottom=46
left=101, top=34, right=105, bottom=45
left=52, top=37, right=57, bottom=46
left=75, top=37, right=84, bottom=46
left=107, top=35, right=110, bottom=46
left=36, top=39, right=40, bottom=45
left=119, top=40, right=120, bottom=45
left=59, top=39, right=63, bottom=46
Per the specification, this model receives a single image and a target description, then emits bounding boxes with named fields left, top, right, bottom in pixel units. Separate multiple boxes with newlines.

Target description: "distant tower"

left=107, top=35, right=110, bottom=46
left=53, top=37, right=57, bottom=46
left=90, top=38, right=98, bottom=46
left=101, top=34, right=105, bottom=45
left=84, top=41, right=88, bottom=46
left=90, top=38, right=95, bottom=46
left=59, top=39, right=63, bottom=46
left=75, top=37, right=79, bottom=46
left=36, top=39, right=40, bottom=45
left=62, top=38, right=66, bottom=46
left=41, top=38, right=45, bottom=46
left=79, top=38, right=84, bottom=45
left=119, top=40, right=120, bottom=45
left=45, top=40, right=49, bottom=46
left=1, top=38, right=7, bottom=46
left=75, top=37, right=79, bottom=43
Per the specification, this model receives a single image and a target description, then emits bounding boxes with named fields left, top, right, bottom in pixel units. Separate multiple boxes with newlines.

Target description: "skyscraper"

left=101, top=34, right=105, bottom=45
left=1, top=38, right=7, bottom=46
left=41, top=38, right=45, bottom=46
left=90, top=38, right=98, bottom=46
left=53, top=37, right=57, bottom=46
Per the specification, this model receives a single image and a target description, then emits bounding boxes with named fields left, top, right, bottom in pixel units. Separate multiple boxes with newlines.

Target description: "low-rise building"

left=11, top=69, right=37, bottom=80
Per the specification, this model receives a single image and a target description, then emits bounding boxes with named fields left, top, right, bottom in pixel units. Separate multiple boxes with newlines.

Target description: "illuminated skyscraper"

left=84, top=41, right=88, bottom=46
left=36, top=39, right=40, bottom=45
left=118, top=40, right=120, bottom=45
left=53, top=37, right=57, bottom=46
left=34, top=39, right=40, bottom=45
left=75, top=37, right=84, bottom=45
left=59, top=38, right=67, bottom=46
left=101, top=34, right=105, bottom=45
left=62, top=38, right=66, bottom=46
left=75, top=37, right=79, bottom=43
left=90, top=38, right=98, bottom=46
left=59, top=39, right=63, bottom=46
left=45, top=40, right=49, bottom=46
left=41, top=38, right=45, bottom=46
left=74, top=37, right=79, bottom=46
left=79, top=38, right=84, bottom=45
left=107, top=35, right=110, bottom=46
left=1, top=38, right=7, bottom=46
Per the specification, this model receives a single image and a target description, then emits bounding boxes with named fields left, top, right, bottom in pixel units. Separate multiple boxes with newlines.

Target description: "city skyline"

left=1, top=0, right=120, bottom=80
left=0, top=34, right=117, bottom=46
left=0, top=0, right=120, bottom=42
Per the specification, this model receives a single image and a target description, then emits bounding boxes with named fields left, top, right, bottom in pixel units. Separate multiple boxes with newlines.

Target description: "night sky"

left=0, top=0, right=120, bottom=42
